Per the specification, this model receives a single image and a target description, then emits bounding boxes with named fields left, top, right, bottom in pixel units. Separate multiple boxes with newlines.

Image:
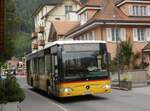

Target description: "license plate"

left=85, top=92, right=91, bottom=95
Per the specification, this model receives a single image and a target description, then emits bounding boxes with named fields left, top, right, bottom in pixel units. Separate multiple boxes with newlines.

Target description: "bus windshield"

left=62, top=51, right=109, bottom=81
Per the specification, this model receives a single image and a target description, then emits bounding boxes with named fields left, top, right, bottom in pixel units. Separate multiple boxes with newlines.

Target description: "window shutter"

left=133, top=28, right=138, bottom=41
left=146, top=28, right=150, bottom=41
left=129, top=5, right=133, bottom=15
left=120, top=28, right=126, bottom=41
left=106, top=28, right=112, bottom=41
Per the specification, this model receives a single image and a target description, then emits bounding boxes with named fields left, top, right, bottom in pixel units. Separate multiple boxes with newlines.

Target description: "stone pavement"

left=132, top=86, right=150, bottom=95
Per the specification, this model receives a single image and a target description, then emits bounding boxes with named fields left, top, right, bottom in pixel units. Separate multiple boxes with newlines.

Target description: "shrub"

left=0, top=75, right=25, bottom=104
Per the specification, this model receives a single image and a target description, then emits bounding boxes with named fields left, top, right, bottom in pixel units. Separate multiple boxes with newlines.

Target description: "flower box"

left=120, top=81, right=132, bottom=90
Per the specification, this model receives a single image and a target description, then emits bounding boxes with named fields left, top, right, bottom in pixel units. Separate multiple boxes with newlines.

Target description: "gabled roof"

left=116, top=0, right=150, bottom=7
left=65, top=0, right=150, bottom=38
left=77, top=0, right=103, bottom=14
left=92, top=0, right=150, bottom=22
left=52, top=21, right=80, bottom=36
left=32, top=0, right=82, bottom=17
left=32, top=0, right=62, bottom=17
left=85, top=0, right=102, bottom=7
left=115, top=0, right=124, bottom=5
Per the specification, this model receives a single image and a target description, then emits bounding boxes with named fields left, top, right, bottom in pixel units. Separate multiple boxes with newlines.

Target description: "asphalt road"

left=17, top=76, right=150, bottom=111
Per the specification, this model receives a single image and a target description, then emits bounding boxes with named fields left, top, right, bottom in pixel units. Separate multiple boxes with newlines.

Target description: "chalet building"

left=0, top=0, right=4, bottom=52
left=31, top=0, right=81, bottom=52
left=64, top=0, right=150, bottom=59
left=31, top=0, right=150, bottom=61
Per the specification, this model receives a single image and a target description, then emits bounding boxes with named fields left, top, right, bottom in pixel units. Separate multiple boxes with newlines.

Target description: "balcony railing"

left=32, top=43, right=38, bottom=50
left=39, top=40, right=45, bottom=46
left=38, top=26, right=44, bottom=33
left=32, top=32, right=38, bottom=39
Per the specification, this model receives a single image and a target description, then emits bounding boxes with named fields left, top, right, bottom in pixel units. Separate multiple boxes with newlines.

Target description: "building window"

left=88, top=31, right=95, bottom=40
left=107, top=28, right=126, bottom=42
left=133, top=28, right=146, bottom=41
left=112, top=28, right=121, bottom=41
left=65, top=5, right=73, bottom=14
left=137, top=29, right=145, bottom=41
left=38, top=57, right=45, bottom=74
left=77, top=31, right=95, bottom=40
left=131, top=5, right=148, bottom=16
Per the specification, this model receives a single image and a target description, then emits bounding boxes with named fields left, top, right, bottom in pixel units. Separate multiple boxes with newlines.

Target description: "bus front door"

left=51, top=54, right=59, bottom=96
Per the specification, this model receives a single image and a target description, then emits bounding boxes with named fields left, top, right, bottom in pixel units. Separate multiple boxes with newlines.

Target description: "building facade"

left=65, top=0, right=150, bottom=59
left=31, top=0, right=150, bottom=61
left=31, top=0, right=81, bottom=52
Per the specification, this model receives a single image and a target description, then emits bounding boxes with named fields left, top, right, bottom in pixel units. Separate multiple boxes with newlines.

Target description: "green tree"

left=118, top=40, right=133, bottom=70
left=0, top=0, right=15, bottom=67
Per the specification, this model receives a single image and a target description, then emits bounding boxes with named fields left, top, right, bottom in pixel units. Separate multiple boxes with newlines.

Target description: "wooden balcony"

left=38, top=26, right=44, bottom=33
left=31, top=32, right=37, bottom=39
left=39, top=40, right=45, bottom=46
left=32, top=43, right=38, bottom=50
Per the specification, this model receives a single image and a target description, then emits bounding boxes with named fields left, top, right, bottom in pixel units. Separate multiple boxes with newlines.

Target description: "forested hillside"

left=14, top=0, right=87, bottom=33
left=6, top=0, right=87, bottom=58
left=14, top=0, right=40, bottom=33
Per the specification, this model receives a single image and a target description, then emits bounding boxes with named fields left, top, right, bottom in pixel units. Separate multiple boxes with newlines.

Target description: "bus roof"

left=26, top=40, right=106, bottom=57
left=45, top=40, right=106, bottom=49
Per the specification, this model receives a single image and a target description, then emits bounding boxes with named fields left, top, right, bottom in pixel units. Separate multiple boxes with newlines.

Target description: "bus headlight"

left=60, top=88, right=73, bottom=93
left=103, top=85, right=111, bottom=89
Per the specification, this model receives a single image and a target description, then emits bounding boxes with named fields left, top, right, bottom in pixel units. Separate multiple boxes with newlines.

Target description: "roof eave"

left=65, top=19, right=150, bottom=39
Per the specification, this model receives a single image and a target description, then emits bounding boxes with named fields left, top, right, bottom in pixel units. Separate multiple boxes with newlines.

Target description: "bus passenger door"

left=34, top=58, right=39, bottom=88
left=51, top=54, right=59, bottom=95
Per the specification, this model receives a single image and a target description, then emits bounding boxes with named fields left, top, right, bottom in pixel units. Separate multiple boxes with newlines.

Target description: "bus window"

left=62, top=51, right=109, bottom=81
left=27, top=60, right=31, bottom=74
left=45, top=54, right=52, bottom=74
left=51, top=54, right=58, bottom=74
left=33, top=58, right=38, bottom=74
left=38, top=57, right=45, bottom=74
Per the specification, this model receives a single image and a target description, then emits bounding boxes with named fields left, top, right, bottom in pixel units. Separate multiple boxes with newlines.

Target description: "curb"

left=111, top=86, right=131, bottom=91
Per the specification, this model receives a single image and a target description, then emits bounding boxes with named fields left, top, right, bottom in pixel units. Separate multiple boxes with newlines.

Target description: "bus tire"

left=31, top=78, right=33, bottom=86
left=47, top=80, right=50, bottom=94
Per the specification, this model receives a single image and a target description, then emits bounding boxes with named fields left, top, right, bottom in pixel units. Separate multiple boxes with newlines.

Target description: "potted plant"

left=120, top=73, right=132, bottom=90
left=0, top=75, right=25, bottom=111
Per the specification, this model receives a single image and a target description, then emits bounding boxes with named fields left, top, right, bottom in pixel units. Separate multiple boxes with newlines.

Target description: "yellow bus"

left=26, top=41, right=111, bottom=97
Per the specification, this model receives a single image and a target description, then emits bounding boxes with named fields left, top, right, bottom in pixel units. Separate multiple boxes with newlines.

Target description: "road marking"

left=27, top=89, right=69, bottom=111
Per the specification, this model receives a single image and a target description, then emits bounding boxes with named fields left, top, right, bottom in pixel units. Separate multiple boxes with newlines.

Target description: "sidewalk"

left=132, top=86, right=150, bottom=95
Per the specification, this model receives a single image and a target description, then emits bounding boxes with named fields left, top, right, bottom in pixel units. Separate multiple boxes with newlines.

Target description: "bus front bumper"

left=58, top=87, right=111, bottom=97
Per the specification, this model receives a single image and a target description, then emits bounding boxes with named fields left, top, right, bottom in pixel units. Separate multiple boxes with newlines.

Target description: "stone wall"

left=0, top=102, right=18, bottom=111
left=111, top=69, right=148, bottom=84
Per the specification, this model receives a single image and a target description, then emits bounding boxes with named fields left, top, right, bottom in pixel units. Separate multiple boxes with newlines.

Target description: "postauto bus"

left=26, top=41, right=111, bottom=97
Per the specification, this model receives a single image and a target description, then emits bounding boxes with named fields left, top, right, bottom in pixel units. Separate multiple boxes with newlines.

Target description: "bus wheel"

left=31, top=78, right=33, bottom=86
left=47, top=80, right=50, bottom=94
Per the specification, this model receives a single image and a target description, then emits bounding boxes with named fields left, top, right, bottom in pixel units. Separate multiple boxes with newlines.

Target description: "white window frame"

left=65, top=5, right=73, bottom=14
left=133, top=28, right=146, bottom=42
left=88, top=31, right=95, bottom=40
left=132, top=5, right=148, bottom=16
left=106, top=28, right=126, bottom=42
